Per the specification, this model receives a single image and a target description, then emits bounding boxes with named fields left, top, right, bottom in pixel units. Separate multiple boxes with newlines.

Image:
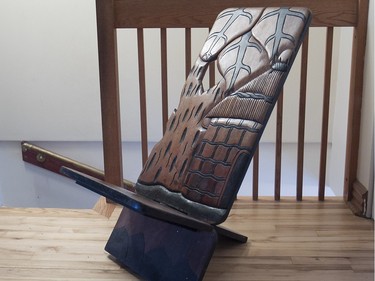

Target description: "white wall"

left=328, top=27, right=353, bottom=195
left=0, top=0, right=102, bottom=141
left=0, top=141, right=100, bottom=207
left=360, top=0, right=374, bottom=218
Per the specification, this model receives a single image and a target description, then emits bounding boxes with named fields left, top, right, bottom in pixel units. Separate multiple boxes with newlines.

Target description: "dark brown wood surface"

left=136, top=8, right=311, bottom=220
left=161, top=28, right=169, bottom=131
left=252, top=148, right=259, bottom=201
left=275, top=91, right=284, bottom=201
left=113, top=0, right=358, bottom=28
left=296, top=34, right=309, bottom=201
left=319, top=27, right=334, bottom=201
left=137, top=28, right=149, bottom=166
left=96, top=0, right=124, bottom=189
left=61, top=167, right=213, bottom=231
left=21, top=142, right=136, bottom=191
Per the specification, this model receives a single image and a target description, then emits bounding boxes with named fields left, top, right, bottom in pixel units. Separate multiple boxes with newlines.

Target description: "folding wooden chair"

left=62, top=6, right=311, bottom=281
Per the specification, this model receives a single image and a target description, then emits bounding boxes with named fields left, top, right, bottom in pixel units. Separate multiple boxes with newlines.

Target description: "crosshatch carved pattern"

left=136, top=7, right=311, bottom=220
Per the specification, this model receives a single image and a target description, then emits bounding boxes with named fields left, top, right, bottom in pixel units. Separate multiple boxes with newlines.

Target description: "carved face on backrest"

left=136, top=7, right=311, bottom=224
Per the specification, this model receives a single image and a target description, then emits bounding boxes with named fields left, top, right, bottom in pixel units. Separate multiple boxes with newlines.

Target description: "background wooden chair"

left=22, top=0, right=370, bottom=217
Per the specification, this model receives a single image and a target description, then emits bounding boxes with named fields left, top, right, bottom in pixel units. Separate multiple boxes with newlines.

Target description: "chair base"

left=60, top=167, right=248, bottom=280
left=105, top=207, right=218, bottom=281
left=215, top=225, right=248, bottom=243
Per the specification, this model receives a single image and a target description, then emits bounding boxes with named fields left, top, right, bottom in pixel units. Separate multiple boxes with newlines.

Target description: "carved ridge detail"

left=136, top=7, right=311, bottom=223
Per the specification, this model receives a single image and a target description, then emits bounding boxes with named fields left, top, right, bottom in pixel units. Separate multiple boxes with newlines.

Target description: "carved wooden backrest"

left=136, top=7, right=312, bottom=224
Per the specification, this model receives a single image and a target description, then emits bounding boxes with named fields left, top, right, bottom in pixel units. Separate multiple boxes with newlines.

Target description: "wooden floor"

left=0, top=197, right=373, bottom=281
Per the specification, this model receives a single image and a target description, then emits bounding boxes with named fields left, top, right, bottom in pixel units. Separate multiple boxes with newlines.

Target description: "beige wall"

left=357, top=0, right=374, bottom=217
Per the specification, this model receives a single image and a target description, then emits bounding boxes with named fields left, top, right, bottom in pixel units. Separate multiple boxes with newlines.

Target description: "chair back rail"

left=113, top=0, right=358, bottom=27
left=96, top=0, right=369, bottom=203
left=319, top=27, right=334, bottom=201
left=296, top=34, right=309, bottom=201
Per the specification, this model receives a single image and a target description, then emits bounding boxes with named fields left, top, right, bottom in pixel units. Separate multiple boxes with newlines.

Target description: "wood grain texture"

left=296, top=34, right=309, bottom=201
left=113, top=0, right=358, bottom=28
left=275, top=90, right=283, bottom=201
left=319, top=27, right=334, bottom=201
left=96, top=0, right=124, bottom=189
left=136, top=8, right=311, bottom=222
left=347, top=180, right=369, bottom=216
left=0, top=199, right=372, bottom=280
left=137, top=28, right=149, bottom=166
left=161, top=28, right=169, bottom=132
left=185, top=28, right=192, bottom=78
left=21, top=142, right=136, bottom=192
left=252, top=148, right=259, bottom=200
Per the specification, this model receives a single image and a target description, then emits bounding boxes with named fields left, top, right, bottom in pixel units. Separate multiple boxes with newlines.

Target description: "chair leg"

left=214, top=225, right=248, bottom=243
left=105, top=207, right=218, bottom=281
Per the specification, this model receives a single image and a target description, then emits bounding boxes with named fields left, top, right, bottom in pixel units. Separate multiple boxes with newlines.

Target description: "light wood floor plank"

left=0, top=198, right=373, bottom=281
